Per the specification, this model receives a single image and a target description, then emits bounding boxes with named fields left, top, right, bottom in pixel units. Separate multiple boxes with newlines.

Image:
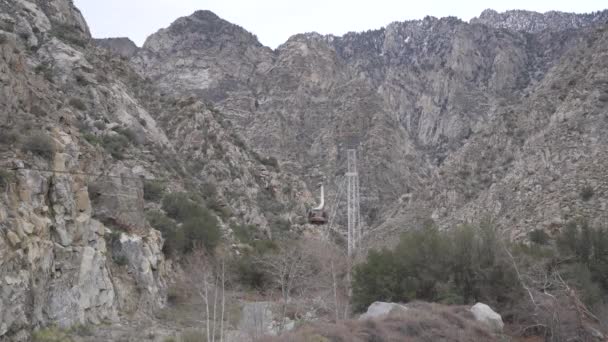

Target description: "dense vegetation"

left=352, top=221, right=519, bottom=312
left=352, top=219, right=608, bottom=310
left=351, top=218, right=608, bottom=338
left=146, top=192, right=221, bottom=256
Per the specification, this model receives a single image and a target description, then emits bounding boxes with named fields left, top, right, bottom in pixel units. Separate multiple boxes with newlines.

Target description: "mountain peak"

left=142, top=9, right=263, bottom=51
left=471, top=8, right=608, bottom=33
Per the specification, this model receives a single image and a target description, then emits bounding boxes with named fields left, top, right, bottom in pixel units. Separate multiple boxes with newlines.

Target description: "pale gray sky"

left=73, top=0, right=607, bottom=49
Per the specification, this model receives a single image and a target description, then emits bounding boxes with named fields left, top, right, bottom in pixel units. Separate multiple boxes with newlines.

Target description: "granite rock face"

left=2, top=1, right=608, bottom=339
left=94, top=37, right=139, bottom=59
left=131, top=8, right=608, bottom=240
left=0, top=1, right=306, bottom=340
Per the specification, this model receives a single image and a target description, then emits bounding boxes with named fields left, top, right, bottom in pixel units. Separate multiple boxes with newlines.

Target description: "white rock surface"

left=359, top=301, right=409, bottom=320
left=470, top=302, right=504, bottom=332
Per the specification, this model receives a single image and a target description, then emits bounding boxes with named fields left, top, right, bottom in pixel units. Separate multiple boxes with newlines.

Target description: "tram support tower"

left=346, top=149, right=361, bottom=257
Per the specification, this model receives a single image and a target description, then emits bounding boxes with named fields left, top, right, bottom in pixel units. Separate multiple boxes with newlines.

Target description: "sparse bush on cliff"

left=23, top=132, right=55, bottom=159
left=143, top=180, right=165, bottom=202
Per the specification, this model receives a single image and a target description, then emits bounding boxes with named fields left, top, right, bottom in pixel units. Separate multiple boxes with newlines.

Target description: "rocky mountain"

left=1, top=0, right=608, bottom=340
left=93, top=37, right=139, bottom=58
left=471, top=8, right=608, bottom=33
left=130, top=7, right=608, bottom=238
left=0, top=1, right=312, bottom=340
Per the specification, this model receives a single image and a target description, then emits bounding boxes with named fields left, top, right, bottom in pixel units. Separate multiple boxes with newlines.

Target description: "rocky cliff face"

left=130, top=8, right=608, bottom=236
left=471, top=9, right=608, bottom=33
left=1, top=1, right=608, bottom=339
left=0, top=1, right=311, bottom=340
left=94, top=37, right=139, bottom=58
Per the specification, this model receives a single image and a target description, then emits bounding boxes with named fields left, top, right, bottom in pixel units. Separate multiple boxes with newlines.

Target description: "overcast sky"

left=73, top=0, right=607, bottom=49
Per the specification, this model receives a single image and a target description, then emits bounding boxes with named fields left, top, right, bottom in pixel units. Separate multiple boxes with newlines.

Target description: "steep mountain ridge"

left=0, top=1, right=312, bottom=340
left=130, top=8, right=608, bottom=232
left=472, top=8, right=608, bottom=33
left=1, top=1, right=608, bottom=339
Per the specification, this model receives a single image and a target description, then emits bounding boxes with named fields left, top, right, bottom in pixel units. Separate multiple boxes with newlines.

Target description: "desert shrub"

left=82, top=133, right=100, bottom=145
left=232, top=223, right=255, bottom=243
left=556, top=220, right=608, bottom=304
left=352, top=222, right=519, bottom=312
left=232, top=238, right=278, bottom=290
left=146, top=210, right=184, bottom=256
left=51, top=23, right=88, bottom=47
left=0, top=128, right=19, bottom=145
left=162, top=192, right=199, bottom=221
left=0, top=170, right=14, bottom=191
left=166, top=285, right=183, bottom=306
left=70, top=324, right=93, bottom=336
left=529, top=229, right=550, bottom=245
left=143, top=180, right=165, bottom=202
left=580, top=185, right=594, bottom=201
left=101, top=133, right=129, bottom=159
left=260, top=156, right=280, bottom=169
left=68, top=97, right=87, bottom=111
left=32, top=326, right=73, bottom=342
left=180, top=330, right=206, bottom=342
left=113, top=127, right=138, bottom=144
left=161, top=193, right=220, bottom=252
left=182, top=209, right=220, bottom=252
left=23, top=132, right=55, bottom=159
left=93, top=121, right=106, bottom=130
left=112, top=254, right=128, bottom=266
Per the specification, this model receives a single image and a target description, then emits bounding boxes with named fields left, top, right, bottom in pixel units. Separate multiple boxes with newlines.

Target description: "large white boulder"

left=359, top=302, right=409, bottom=320
left=470, top=303, right=504, bottom=332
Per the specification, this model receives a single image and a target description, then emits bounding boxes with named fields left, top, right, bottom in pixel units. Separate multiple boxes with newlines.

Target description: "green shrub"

left=82, top=133, right=100, bottom=146
left=93, top=121, right=106, bottom=130
left=0, top=128, right=19, bottom=145
left=556, top=220, right=608, bottom=305
left=232, top=223, right=255, bottom=243
left=23, top=132, right=55, bottom=159
left=580, top=185, right=594, bottom=201
left=146, top=210, right=184, bottom=256
left=162, top=192, right=199, bottom=221
left=260, top=156, right=280, bottom=169
left=183, top=209, right=220, bottom=252
left=51, top=23, right=88, bottom=47
left=112, top=254, right=128, bottom=266
left=0, top=170, right=14, bottom=191
left=160, top=193, right=221, bottom=252
left=70, top=324, right=93, bottom=336
left=529, top=229, right=550, bottom=245
left=352, top=222, right=519, bottom=312
left=101, top=134, right=129, bottom=160
left=180, top=330, right=206, bottom=342
left=143, top=180, right=165, bottom=202
left=68, top=97, right=87, bottom=111
left=32, top=326, right=73, bottom=342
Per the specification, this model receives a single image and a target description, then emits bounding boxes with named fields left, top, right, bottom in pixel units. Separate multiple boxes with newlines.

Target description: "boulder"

left=470, top=303, right=504, bottom=332
left=359, top=302, right=409, bottom=320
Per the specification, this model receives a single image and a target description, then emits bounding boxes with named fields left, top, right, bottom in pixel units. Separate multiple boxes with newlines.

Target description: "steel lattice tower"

left=346, top=149, right=361, bottom=257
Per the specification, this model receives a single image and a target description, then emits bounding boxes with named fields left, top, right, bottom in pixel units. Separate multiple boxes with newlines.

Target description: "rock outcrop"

left=358, top=301, right=409, bottom=320
left=0, top=1, right=311, bottom=340
left=130, top=7, right=608, bottom=243
left=470, top=303, right=504, bottom=332
left=94, top=37, right=139, bottom=59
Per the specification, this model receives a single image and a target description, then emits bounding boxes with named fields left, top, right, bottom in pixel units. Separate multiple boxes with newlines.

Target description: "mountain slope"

left=130, top=9, right=608, bottom=235
left=0, top=1, right=312, bottom=340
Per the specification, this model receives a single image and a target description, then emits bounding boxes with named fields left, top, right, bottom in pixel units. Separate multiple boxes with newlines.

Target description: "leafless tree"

left=183, top=248, right=227, bottom=342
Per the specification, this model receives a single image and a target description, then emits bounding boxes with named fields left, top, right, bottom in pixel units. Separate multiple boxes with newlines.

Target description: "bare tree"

left=255, top=240, right=317, bottom=332
left=182, top=248, right=227, bottom=342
